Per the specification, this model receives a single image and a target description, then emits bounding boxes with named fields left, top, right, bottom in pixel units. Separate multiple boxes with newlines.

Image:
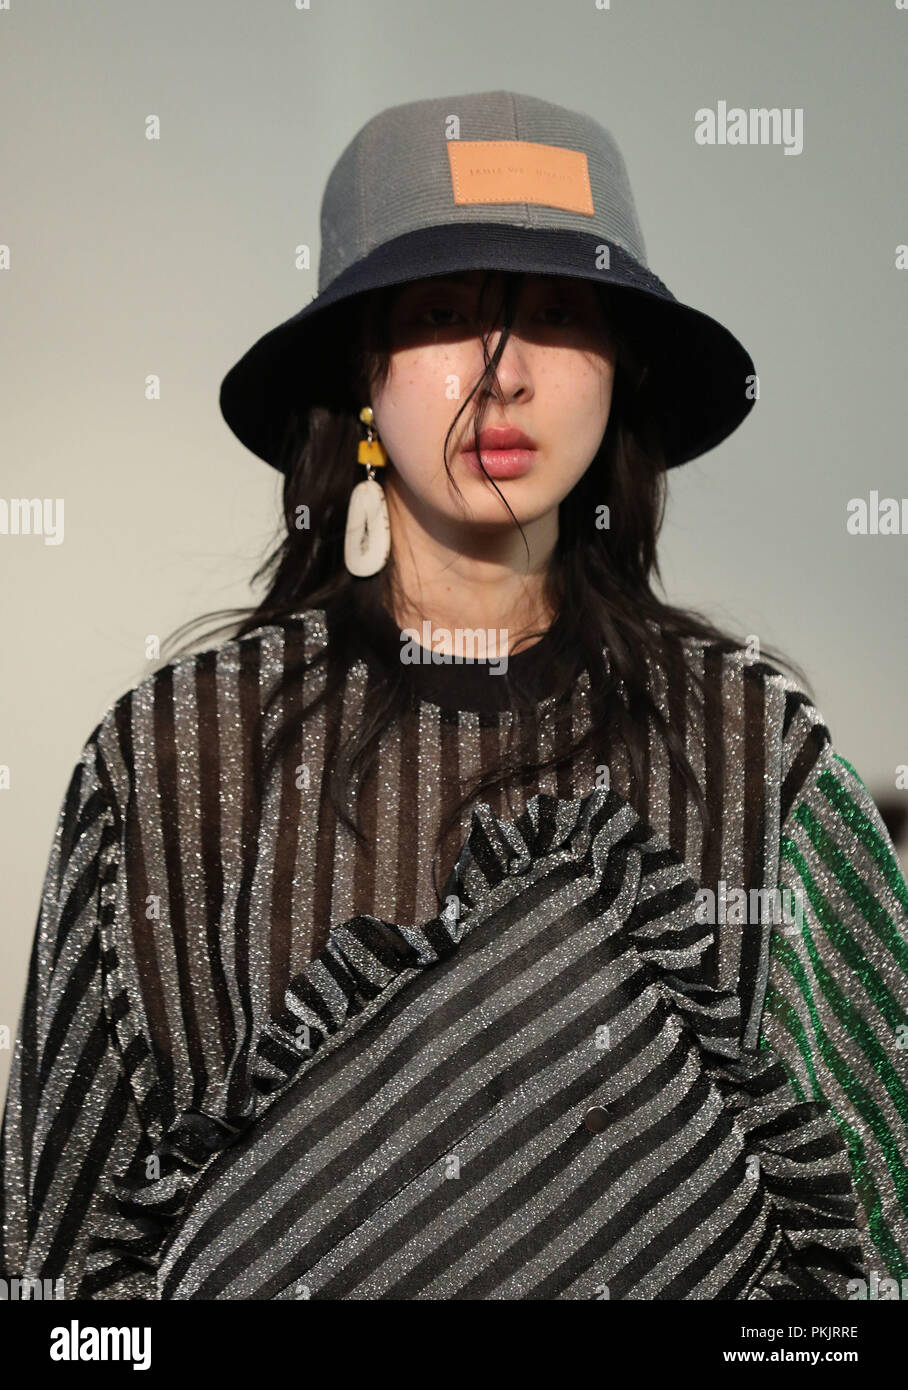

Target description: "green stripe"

left=767, top=892, right=908, bottom=1271
left=821, top=760, right=908, bottom=916
left=832, top=752, right=867, bottom=789
left=779, top=839, right=908, bottom=1135
left=756, top=747, right=908, bottom=1277
left=766, top=929, right=908, bottom=1198
left=786, top=808, right=908, bottom=1007
left=761, top=982, right=906, bottom=1277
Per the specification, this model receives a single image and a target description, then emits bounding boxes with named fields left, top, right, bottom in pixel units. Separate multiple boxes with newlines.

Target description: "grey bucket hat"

left=219, top=89, right=757, bottom=471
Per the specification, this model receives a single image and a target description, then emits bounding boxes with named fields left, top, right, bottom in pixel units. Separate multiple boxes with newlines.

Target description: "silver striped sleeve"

left=0, top=735, right=156, bottom=1300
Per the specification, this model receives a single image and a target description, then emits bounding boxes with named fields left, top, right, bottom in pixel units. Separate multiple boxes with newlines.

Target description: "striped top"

left=1, top=607, right=906, bottom=1298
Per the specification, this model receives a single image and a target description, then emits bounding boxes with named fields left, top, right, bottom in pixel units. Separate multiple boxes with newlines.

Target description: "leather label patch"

left=447, top=140, right=594, bottom=215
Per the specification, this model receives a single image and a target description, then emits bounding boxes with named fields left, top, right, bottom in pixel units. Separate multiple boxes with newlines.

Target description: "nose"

left=480, top=325, right=534, bottom=404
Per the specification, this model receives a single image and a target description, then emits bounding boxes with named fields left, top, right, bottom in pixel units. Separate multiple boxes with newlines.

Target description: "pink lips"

left=461, top=425, right=538, bottom=479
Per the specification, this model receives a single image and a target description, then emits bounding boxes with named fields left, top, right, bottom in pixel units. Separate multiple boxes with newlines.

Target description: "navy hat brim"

left=219, top=223, right=756, bottom=472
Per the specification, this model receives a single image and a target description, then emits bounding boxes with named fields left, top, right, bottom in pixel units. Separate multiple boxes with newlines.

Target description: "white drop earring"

left=344, top=405, right=391, bottom=577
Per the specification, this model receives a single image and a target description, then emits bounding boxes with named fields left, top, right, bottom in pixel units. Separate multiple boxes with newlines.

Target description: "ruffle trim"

left=78, top=785, right=864, bottom=1298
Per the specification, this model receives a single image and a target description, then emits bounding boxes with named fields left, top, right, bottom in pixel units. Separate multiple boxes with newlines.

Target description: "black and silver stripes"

left=1, top=609, right=906, bottom=1298
left=104, top=789, right=863, bottom=1299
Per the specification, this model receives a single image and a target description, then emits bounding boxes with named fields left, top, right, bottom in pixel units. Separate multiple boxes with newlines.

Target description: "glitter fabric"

left=1, top=610, right=906, bottom=1299
left=150, top=790, right=865, bottom=1300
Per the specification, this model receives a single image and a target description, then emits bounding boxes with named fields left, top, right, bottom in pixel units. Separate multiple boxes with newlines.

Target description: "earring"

left=344, top=405, right=391, bottom=577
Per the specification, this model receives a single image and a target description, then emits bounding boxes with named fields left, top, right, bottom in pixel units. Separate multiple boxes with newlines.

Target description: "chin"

left=445, top=496, right=553, bottom=527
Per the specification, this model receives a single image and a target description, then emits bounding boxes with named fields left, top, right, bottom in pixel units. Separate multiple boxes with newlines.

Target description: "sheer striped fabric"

left=1, top=611, right=905, bottom=1298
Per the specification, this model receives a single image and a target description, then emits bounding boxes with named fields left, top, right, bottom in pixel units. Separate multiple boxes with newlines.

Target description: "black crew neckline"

left=365, top=603, right=573, bottom=714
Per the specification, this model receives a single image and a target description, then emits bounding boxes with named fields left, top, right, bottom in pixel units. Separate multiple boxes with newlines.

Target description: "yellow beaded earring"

left=344, top=405, right=391, bottom=577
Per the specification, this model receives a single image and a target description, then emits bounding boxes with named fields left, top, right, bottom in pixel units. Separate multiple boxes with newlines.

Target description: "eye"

left=418, top=304, right=466, bottom=328
left=535, top=301, right=580, bottom=326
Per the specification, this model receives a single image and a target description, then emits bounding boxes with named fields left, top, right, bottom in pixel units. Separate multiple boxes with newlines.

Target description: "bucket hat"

left=219, top=89, right=757, bottom=471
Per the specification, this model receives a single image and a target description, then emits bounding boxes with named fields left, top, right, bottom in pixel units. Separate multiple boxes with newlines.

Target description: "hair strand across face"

left=157, top=269, right=808, bottom=894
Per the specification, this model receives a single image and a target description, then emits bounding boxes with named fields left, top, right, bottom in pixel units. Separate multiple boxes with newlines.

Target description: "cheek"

left=551, top=357, right=615, bottom=470
left=575, top=351, right=615, bottom=399
left=547, top=353, right=615, bottom=426
left=373, top=350, right=464, bottom=470
left=382, top=348, right=460, bottom=419
left=582, top=363, right=616, bottom=444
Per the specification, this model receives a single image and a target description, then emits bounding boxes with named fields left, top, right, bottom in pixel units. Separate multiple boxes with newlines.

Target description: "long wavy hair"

left=159, top=270, right=806, bottom=893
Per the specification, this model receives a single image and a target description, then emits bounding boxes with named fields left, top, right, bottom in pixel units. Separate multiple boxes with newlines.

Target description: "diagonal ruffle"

left=77, top=785, right=865, bottom=1299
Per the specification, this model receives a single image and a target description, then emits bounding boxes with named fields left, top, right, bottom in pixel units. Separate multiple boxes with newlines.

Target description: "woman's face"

left=366, top=270, right=617, bottom=530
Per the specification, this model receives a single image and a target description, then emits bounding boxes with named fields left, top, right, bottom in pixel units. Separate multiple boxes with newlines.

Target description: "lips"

left=460, top=424, right=537, bottom=480
left=470, top=426, right=537, bottom=452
